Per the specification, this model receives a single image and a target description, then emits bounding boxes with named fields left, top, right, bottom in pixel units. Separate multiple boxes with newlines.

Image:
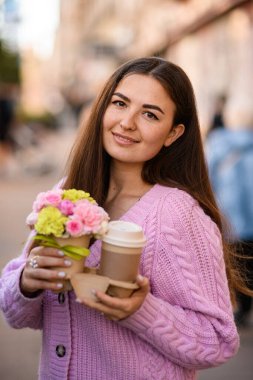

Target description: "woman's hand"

left=20, top=246, right=72, bottom=296
left=77, top=275, right=150, bottom=321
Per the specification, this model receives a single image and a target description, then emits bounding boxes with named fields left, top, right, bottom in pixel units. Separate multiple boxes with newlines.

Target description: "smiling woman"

left=0, top=57, right=245, bottom=380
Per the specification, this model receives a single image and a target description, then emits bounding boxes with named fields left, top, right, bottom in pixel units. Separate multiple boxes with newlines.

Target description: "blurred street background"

left=1, top=0, right=253, bottom=379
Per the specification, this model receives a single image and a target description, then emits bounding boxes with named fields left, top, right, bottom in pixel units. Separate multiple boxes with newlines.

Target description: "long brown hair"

left=64, top=57, right=247, bottom=304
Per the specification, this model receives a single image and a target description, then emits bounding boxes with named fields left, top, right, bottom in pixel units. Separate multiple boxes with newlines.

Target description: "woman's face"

left=102, top=74, right=184, bottom=165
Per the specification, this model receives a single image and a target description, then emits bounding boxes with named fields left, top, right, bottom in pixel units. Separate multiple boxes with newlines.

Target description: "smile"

left=112, top=132, right=140, bottom=144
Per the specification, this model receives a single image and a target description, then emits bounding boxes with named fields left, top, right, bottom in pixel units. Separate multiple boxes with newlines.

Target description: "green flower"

left=63, top=189, right=95, bottom=203
left=35, top=206, right=68, bottom=237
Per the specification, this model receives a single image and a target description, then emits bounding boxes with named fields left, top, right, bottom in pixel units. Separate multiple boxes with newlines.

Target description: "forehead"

left=115, top=74, right=172, bottom=103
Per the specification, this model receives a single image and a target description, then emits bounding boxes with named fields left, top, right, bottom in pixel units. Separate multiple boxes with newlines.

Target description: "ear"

left=164, top=124, right=185, bottom=147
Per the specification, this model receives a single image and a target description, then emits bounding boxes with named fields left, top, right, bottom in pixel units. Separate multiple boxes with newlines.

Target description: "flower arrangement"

left=26, top=189, right=109, bottom=260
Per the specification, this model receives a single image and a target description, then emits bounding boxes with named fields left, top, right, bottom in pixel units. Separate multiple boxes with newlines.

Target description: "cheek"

left=143, top=129, right=168, bottom=147
left=102, top=115, right=114, bottom=145
left=102, top=117, right=114, bottom=149
left=140, top=133, right=167, bottom=160
left=103, top=108, right=118, bottom=130
left=102, top=113, right=110, bottom=132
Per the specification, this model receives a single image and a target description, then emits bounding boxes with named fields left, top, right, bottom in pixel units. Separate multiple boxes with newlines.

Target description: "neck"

left=109, top=161, right=151, bottom=197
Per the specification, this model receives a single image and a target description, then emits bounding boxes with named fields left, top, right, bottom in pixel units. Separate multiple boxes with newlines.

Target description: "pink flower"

left=33, top=190, right=63, bottom=212
left=73, top=200, right=92, bottom=219
left=65, top=219, right=83, bottom=237
left=73, top=201, right=108, bottom=233
left=59, top=200, right=74, bottom=216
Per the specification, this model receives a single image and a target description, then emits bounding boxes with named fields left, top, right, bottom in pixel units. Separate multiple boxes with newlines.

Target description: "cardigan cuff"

left=118, top=292, right=160, bottom=332
left=15, top=264, right=44, bottom=303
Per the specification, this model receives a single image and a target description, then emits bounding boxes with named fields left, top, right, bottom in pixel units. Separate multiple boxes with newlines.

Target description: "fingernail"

left=91, top=289, right=96, bottom=295
left=58, top=250, right=65, bottom=256
left=76, top=298, right=81, bottom=303
left=56, top=283, right=63, bottom=288
left=137, top=274, right=144, bottom=281
left=64, top=260, right=72, bottom=266
left=58, top=272, right=66, bottom=278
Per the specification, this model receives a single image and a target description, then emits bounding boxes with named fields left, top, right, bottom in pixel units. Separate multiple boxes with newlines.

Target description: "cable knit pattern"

left=0, top=184, right=239, bottom=380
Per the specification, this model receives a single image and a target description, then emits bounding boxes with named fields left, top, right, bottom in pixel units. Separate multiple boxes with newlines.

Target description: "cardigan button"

left=56, top=345, right=66, bottom=357
left=58, top=292, right=65, bottom=304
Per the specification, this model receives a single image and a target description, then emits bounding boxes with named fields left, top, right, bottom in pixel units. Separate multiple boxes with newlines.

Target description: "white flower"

left=26, top=212, right=38, bottom=227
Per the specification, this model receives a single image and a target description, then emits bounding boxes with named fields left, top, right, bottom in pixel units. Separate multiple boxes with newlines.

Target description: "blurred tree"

left=0, top=39, right=20, bottom=84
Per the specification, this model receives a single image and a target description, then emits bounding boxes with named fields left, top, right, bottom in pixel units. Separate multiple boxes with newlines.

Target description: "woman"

left=0, top=57, right=241, bottom=379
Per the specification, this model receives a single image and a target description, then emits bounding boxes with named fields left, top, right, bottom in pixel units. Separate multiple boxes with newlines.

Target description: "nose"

left=120, top=114, right=137, bottom=131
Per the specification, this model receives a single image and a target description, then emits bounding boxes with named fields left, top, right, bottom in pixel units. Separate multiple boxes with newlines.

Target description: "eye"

left=112, top=100, right=126, bottom=107
left=144, top=111, right=159, bottom=120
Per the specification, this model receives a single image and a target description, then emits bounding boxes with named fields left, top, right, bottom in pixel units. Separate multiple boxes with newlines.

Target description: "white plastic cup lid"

left=102, top=221, right=146, bottom=248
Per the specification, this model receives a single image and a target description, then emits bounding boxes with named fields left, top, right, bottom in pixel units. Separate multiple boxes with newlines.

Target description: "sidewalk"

left=0, top=126, right=76, bottom=180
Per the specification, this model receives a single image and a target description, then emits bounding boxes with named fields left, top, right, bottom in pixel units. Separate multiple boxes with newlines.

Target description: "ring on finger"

left=29, top=255, right=40, bottom=269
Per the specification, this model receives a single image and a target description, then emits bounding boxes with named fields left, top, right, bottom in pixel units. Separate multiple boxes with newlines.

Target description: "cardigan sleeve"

left=0, top=231, right=43, bottom=330
left=119, top=190, right=239, bottom=369
left=0, top=181, right=64, bottom=330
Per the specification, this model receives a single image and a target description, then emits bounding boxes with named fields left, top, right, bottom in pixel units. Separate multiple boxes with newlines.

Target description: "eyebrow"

left=113, top=92, right=165, bottom=115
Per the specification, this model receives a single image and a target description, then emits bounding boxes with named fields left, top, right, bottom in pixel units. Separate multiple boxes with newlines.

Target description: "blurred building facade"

left=20, top=0, right=253, bottom=132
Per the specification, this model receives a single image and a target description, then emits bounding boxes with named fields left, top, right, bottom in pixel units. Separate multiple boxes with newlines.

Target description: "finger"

left=27, top=254, right=72, bottom=269
left=85, top=289, right=139, bottom=318
left=94, top=290, right=124, bottom=306
left=21, top=268, right=66, bottom=293
left=26, top=267, right=67, bottom=281
left=23, top=278, right=65, bottom=292
left=30, top=246, right=65, bottom=258
left=92, top=276, right=149, bottom=311
left=129, top=275, right=150, bottom=300
left=135, top=274, right=150, bottom=291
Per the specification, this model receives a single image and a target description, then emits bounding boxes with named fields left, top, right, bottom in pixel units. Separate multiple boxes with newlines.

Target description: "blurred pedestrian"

left=0, top=84, right=15, bottom=157
left=206, top=100, right=253, bottom=327
left=209, top=94, right=227, bottom=132
left=0, top=57, right=246, bottom=379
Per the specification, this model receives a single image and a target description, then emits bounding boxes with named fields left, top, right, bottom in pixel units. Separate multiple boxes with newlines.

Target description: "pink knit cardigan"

left=0, top=185, right=239, bottom=379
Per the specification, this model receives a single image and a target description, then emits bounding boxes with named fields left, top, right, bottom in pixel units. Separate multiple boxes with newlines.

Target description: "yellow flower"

left=63, top=189, right=95, bottom=203
left=35, top=206, right=68, bottom=237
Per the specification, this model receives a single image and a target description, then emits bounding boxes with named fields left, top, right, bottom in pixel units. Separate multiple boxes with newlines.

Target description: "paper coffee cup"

left=99, top=221, right=146, bottom=297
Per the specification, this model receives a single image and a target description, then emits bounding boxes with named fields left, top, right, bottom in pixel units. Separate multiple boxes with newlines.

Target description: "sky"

left=18, top=0, right=60, bottom=58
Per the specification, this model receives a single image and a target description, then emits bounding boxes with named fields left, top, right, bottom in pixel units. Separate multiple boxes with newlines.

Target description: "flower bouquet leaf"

left=32, top=234, right=90, bottom=260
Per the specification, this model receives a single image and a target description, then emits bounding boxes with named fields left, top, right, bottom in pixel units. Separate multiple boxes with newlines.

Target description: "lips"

left=112, top=132, right=140, bottom=144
